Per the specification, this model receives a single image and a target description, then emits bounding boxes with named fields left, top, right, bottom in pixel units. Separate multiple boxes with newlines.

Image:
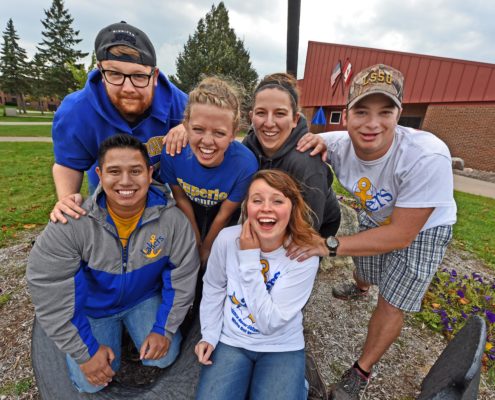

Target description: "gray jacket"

left=27, top=182, right=199, bottom=363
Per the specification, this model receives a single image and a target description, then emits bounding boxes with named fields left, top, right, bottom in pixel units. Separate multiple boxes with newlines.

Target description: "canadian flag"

left=342, top=59, right=353, bottom=85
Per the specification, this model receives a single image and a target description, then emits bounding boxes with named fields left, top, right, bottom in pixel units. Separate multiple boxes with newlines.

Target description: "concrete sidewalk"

left=453, top=174, right=495, bottom=199
left=0, top=136, right=52, bottom=142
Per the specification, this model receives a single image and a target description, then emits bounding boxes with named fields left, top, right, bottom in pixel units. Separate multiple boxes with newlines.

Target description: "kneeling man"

left=28, top=134, right=199, bottom=393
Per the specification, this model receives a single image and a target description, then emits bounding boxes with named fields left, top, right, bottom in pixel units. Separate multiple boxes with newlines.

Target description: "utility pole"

left=286, top=0, right=301, bottom=77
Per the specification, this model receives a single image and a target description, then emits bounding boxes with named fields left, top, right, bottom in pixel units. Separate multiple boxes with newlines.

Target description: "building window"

left=330, top=111, right=341, bottom=124
left=399, top=116, right=422, bottom=129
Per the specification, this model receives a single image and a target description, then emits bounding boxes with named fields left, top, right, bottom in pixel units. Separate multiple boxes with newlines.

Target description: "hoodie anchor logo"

left=142, top=234, right=164, bottom=258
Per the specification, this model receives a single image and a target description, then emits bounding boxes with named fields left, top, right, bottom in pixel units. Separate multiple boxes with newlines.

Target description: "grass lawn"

left=0, top=143, right=56, bottom=246
left=453, top=191, right=495, bottom=268
left=0, top=116, right=53, bottom=122
left=0, top=125, right=52, bottom=137
left=0, top=143, right=91, bottom=247
left=0, top=115, right=53, bottom=122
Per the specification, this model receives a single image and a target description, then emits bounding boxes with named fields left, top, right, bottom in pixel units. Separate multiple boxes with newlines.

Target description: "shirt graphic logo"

left=261, top=259, right=269, bottom=283
left=141, top=234, right=164, bottom=258
left=353, top=177, right=393, bottom=215
left=176, top=178, right=228, bottom=207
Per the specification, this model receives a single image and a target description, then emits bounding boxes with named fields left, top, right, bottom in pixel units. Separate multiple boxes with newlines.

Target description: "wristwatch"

left=325, top=236, right=340, bottom=257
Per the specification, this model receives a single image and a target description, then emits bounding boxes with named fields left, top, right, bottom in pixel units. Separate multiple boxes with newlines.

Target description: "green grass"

left=0, top=115, right=53, bottom=122
left=453, top=191, right=495, bottom=269
left=0, top=125, right=52, bottom=137
left=0, top=143, right=56, bottom=246
left=0, top=378, right=33, bottom=396
left=0, top=293, right=11, bottom=309
left=0, top=142, right=90, bottom=247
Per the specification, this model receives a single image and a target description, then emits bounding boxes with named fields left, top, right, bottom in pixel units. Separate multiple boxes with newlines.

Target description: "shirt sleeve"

left=159, top=149, right=178, bottom=185
left=395, top=154, right=454, bottom=208
left=52, top=105, right=97, bottom=171
left=27, top=222, right=98, bottom=364
left=238, top=249, right=319, bottom=335
left=199, top=235, right=228, bottom=348
left=226, top=149, right=258, bottom=202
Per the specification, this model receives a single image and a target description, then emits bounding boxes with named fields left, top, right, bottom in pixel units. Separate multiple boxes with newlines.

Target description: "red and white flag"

left=330, top=61, right=342, bottom=87
left=342, top=59, right=353, bottom=85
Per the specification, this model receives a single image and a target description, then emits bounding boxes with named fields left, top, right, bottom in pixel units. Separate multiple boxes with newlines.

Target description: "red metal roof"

left=300, top=41, right=495, bottom=107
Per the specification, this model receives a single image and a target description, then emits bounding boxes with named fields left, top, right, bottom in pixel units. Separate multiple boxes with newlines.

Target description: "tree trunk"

left=19, top=93, right=27, bottom=114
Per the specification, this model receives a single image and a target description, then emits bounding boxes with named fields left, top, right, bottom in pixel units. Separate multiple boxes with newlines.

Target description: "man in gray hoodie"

left=28, top=134, right=199, bottom=393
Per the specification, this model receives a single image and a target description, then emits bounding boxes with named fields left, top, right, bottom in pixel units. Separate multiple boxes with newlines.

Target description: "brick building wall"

left=422, top=104, right=495, bottom=172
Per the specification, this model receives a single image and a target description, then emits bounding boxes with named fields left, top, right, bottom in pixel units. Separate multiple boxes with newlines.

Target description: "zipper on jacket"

left=116, top=240, right=128, bottom=306
left=114, top=216, right=161, bottom=307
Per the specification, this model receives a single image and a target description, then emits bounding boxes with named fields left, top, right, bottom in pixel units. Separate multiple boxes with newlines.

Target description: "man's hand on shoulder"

left=139, top=332, right=170, bottom=360
left=296, top=132, right=327, bottom=161
left=80, top=345, right=115, bottom=387
left=50, top=193, right=86, bottom=224
left=162, top=123, right=188, bottom=156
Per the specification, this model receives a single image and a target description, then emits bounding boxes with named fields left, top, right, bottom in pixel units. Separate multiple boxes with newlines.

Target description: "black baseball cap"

left=95, top=21, right=156, bottom=66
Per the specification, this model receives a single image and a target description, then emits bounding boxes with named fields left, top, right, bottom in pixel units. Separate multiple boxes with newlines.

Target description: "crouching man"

left=27, top=134, right=199, bottom=393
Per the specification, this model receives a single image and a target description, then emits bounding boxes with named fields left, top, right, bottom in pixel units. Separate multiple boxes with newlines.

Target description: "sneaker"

left=306, top=351, right=328, bottom=400
left=328, top=367, right=369, bottom=400
left=331, top=282, right=369, bottom=301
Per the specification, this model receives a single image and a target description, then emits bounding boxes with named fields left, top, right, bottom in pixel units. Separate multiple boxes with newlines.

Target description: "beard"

left=106, top=84, right=155, bottom=122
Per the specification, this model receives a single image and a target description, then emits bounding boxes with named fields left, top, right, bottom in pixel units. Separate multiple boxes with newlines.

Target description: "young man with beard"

left=297, top=64, right=457, bottom=399
left=50, top=21, right=187, bottom=223
left=28, top=134, right=199, bottom=393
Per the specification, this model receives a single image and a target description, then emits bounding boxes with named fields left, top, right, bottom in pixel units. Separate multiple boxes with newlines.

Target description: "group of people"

left=27, top=20, right=457, bottom=400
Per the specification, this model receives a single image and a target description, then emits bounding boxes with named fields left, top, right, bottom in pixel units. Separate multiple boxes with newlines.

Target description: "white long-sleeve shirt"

left=200, top=225, right=319, bottom=352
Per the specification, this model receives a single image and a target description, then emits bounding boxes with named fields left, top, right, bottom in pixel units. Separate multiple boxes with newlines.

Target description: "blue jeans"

left=66, top=295, right=182, bottom=393
left=196, top=342, right=306, bottom=400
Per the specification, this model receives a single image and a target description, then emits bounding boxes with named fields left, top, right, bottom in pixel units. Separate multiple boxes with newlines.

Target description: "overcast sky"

left=3, top=0, right=494, bottom=79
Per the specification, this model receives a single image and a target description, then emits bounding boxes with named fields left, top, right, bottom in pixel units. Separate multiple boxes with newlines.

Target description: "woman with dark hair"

left=194, top=170, right=320, bottom=400
left=243, top=72, right=341, bottom=243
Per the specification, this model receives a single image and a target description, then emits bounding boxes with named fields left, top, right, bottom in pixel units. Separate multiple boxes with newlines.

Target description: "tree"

left=36, top=0, right=88, bottom=99
left=171, top=2, right=258, bottom=96
left=0, top=18, right=30, bottom=113
left=28, top=53, right=48, bottom=114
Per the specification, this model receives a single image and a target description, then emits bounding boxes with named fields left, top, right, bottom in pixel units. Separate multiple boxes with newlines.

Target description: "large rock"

left=452, top=157, right=465, bottom=170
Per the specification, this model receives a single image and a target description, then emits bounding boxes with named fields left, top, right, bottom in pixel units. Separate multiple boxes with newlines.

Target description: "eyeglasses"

left=100, top=68, right=155, bottom=88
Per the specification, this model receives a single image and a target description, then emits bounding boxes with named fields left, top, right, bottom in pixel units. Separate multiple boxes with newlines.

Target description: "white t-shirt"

left=321, top=125, right=457, bottom=230
left=200, top=225, right=319, bottom=352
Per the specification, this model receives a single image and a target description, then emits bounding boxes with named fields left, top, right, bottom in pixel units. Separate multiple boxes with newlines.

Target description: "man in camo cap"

left=301, top=64, right=457, bottom=399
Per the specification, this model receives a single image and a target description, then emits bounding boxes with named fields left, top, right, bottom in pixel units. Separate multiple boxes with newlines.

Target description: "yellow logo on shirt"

left=141, top=234, right=164, bottom=258
left=352, top=176, right=394, bottom=223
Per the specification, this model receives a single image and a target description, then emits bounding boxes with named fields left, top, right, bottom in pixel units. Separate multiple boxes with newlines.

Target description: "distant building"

left=299, top=41, right=495, bottom=172
left=0, top=90, right=59, bottom=112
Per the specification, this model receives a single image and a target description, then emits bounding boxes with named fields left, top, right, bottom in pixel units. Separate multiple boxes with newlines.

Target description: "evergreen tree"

left=0, top=18, right=30, bottom=113
left=67, top=51, right=98, bottom=92
left=36, top=0, right=88, bottom=99
left=28, top=53, right=48, bottom=114
left=171, top=2, right=258, bottom=96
